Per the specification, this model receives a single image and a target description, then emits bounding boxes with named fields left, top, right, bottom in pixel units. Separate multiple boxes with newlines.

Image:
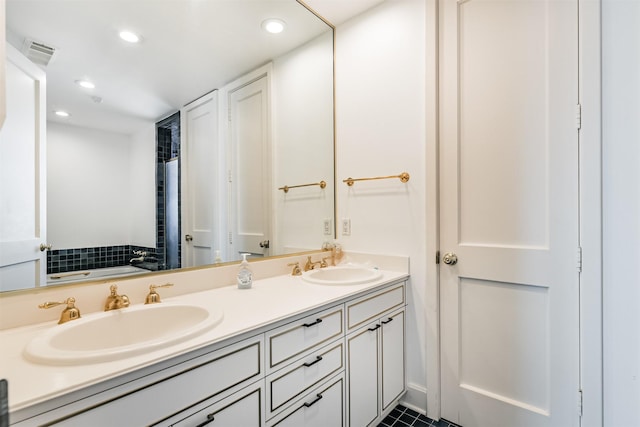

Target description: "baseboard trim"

left=399, top=383, right=428, bottom=415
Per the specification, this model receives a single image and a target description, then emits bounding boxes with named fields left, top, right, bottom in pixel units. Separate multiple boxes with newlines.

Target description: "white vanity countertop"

left=0, top=268, right=408, bottom=413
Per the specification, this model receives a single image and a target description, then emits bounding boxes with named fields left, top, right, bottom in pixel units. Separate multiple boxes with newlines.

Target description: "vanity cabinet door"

left=381, top=309, right=405, bottom=410
left=347, top=321, right=380, bottom=427
left=347, top=307, right=405, bottom=426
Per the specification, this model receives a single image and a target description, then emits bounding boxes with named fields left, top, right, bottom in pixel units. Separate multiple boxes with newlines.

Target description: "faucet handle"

left=287, top=262, right=302, bottom=276
left=321, top=257, right=330, bottom=268
left=39, top=297, right=81, bottom=324
left=145, top=283, right=174, bottom=304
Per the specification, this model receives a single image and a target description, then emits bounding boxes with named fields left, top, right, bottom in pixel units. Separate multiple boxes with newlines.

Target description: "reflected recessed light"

left=119, top=30, right=140, bottom=43
left=262, top=19, right=286, bottom=34
left=54, top=110, right=70, bottom=117
left=75, top=79, right=95, bottom=89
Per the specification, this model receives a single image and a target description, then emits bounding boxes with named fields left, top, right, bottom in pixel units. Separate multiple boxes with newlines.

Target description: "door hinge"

left=435, top=250, right=440, bottom=265
left=228, top=107, right=232, bottom=122
left=576, top=246, right=583, bottom=273
left=578, top=389, right=583, bottom=417
left=228, top=232, right=233, bottom=244
left=228, top=170, right=232, bottom=183
left=576, top=104, right=582, bottom=130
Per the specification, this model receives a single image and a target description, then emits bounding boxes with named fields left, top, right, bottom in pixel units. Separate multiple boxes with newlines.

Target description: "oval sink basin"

left=302, top=266, right=383, bottom=285
left=24, top=303, right=223, bottom=365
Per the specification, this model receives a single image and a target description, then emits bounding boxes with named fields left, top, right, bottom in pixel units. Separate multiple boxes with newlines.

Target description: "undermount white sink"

left=24, top=303, right=224, bottom=365
left=302, top=266, right=383, bottom=285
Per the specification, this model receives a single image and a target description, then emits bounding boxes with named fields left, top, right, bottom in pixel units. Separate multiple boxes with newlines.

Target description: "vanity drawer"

left=162, top=381, right=263, bottom=427
left=266, top=306, right=343, bottom=372
left=267, top=373, right=345, bottom=427
left=346, top=282, right=405, bottom=332
left=267, top=340, right=344, bottom=417
left=54, top=336, right=263, bottom=426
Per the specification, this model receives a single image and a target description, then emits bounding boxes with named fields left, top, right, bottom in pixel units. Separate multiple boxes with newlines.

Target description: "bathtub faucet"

left=130, top=250, right=147, bottom=263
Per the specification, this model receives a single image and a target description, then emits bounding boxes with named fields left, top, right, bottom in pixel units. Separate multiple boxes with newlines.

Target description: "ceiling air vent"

left=21, top=38, right=57, bottom=68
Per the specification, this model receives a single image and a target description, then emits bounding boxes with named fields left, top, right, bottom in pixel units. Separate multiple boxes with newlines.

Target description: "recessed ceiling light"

left=54, top=110, right=70, bottom=117
left=119, top=30, right=140, bottom=43
left=75, top=79, right=95, bottom=89
left=262, top=19, right=286, bottom=34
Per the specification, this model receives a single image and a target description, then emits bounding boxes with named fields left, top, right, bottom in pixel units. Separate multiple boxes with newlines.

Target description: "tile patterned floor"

left=377, top=405, right=462, bottom=427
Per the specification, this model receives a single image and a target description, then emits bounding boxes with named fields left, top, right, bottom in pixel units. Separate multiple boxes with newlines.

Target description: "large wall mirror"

left=1, top=0, right=335, bottom=292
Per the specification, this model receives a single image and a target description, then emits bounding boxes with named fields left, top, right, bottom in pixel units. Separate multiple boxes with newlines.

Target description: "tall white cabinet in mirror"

left=0, top=44, right=46, bottom=292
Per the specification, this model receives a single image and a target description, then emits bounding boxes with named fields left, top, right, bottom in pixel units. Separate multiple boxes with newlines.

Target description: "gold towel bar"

left=279, top=180, right=327, bottom=193
left=343, top=172, right=410, bottom=186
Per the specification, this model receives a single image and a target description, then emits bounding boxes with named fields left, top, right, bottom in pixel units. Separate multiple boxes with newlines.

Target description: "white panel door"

left=439, top=0, right=580, bottom=425
left=227, top=71, right=271, bottom=260
left=182, top=92, right=220, bottom=267
left=0, top=44, right=46, bottom=292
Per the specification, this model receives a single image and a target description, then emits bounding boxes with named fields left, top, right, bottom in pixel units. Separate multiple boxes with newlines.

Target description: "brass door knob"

left=185, top=234, right=193, bottom=242
left=442, top=252, right=458, bottom=265
left=40, top=243, right=52, bottom=251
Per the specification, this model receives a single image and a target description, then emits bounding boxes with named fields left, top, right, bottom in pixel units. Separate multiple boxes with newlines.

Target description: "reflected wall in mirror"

left=0, top=0, right=335, bottom=292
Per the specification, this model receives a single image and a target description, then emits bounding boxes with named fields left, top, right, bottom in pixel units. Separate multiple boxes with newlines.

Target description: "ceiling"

left=6, top=0, right=384, bottom=135
left=4, top=1, right=313, bottom=134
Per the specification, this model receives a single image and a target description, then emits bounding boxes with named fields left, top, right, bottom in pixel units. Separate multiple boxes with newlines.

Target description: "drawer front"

left=267, top=340, right=344, bottom=415
left=268, top=374, right=345, bottom=427
left=168, top=381, right=263, bottom=427
left=55, top=337, right=263, bottom=426
left=267, top=306, right=343, bottom=371
left=346, top=282, right=405, bottom=331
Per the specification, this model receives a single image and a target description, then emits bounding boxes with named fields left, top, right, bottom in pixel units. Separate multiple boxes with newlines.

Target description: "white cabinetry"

left=34, top=336, right=264, bottom=426
left=346, top=283, right=406, bottom=426
left=15, top=280, right=406, bottom=427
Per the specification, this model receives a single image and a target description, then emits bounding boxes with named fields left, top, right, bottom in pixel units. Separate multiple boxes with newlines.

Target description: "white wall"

left=602, top=0, right=640, bottom=425
left=128, top=124, right=156, bottom=248
left=335, top=0, right=428, bottom=408
left=273, top=31, right=335, bottom=254
left=47, top=122, right=155, bottom=249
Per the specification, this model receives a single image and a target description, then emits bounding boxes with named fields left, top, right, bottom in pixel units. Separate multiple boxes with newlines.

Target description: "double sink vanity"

left=0, top=252, right=409, bottom=426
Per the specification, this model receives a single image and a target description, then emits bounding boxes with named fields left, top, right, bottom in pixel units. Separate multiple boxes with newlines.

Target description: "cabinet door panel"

left=347, top=323, right=379, bottom=427
left=381, top=309, right=405, bottom=410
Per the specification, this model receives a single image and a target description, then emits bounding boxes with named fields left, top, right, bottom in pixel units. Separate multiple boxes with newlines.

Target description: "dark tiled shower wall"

left=156, top=112, right=181, bottom=270
left=47, top=245, right=158, bottom=274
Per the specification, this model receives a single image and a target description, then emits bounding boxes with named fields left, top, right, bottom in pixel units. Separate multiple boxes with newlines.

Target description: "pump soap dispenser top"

left=237, top=253, right=253, bottom=289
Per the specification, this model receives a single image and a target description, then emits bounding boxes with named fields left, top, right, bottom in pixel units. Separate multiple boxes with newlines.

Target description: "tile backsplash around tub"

left=47, top=245, right=158, bottom=274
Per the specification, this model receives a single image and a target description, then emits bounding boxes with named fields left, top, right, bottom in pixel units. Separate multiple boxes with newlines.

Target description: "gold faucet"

left=287, top=262, right=302, bottom=276
left=145, top=283, right=174, bottom=304
left=304, top=256, right=324, bottom=271
left=104, top=284, right=130, bottom=311
left=39, top=297, right=81, bottom=324
left=321, top=242, right=337, bottom=266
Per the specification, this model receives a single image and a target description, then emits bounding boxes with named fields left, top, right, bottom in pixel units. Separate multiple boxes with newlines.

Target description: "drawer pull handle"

left=303, top=393, right=323, bottom=408
left=368, top=324, right=381, bottom=332
left=303, top=318, right=323, bottom=327
left=195, top=413, right=215, bottom=427
left=303, top=355, right=323, bottom=367
left=381, top=317, right=394, bottom=324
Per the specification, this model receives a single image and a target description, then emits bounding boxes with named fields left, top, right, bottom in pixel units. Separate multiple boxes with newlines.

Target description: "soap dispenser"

left=237, top=253, right=253, bottom=289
